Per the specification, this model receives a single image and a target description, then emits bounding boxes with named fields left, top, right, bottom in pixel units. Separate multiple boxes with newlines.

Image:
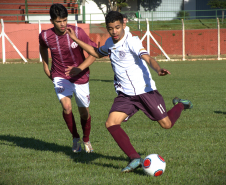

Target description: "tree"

left=90, top=0, right=162, bottom=16
left=90, top=0, right=129, bottom=14
left=108, top=0, right=128, bottom=12
left=137, top=0, right=162, bottom=11
left=208, top=0, right=226, bottom=23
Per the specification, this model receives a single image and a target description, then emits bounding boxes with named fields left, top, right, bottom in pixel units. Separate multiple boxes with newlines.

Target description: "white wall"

left=139, top=0, right=184, bottom=21
left=83, top=0, right=106, bottom=23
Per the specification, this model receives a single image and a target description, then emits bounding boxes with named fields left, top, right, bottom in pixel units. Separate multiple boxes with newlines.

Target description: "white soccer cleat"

left=72, top=138, right=82, bottom=153
left=83, top=141, right=93, bottom=153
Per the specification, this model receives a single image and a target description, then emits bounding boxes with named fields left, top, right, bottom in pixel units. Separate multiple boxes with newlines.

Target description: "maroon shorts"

left=109, top=90, right=167, bottom=122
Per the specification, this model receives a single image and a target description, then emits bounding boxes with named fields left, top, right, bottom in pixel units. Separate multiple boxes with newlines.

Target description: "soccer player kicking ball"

left=66, top=11, right=193, bottom=172
left=39, top=4, right=97, bottom=153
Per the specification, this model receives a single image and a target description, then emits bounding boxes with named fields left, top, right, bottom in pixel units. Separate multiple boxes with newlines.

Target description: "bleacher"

left=0, top=0, right=79, bottom=23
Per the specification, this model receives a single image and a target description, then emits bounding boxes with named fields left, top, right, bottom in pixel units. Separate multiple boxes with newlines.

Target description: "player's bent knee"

left=162, top=123, right=171, bottom=129
left=158, top=119, right=172, bottom=129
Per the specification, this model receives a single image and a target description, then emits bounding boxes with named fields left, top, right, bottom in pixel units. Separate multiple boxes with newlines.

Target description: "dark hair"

left=50, top=3, right=68, bottom=20
left=105, top=11, right=123, bottom=25
left=122, top=14, right=128, bottom=19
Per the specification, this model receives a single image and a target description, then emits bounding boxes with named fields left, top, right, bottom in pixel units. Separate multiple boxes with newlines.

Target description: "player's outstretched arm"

left=65, top=55, right=96, bottom=77
left=66, top=27, right=103, bottom=59
left=141, top=54, right=171, bottom=76
left=39, top=45, right=52, bottom=80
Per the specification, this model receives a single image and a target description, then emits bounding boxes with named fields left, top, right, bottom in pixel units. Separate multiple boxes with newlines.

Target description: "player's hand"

left=65, top=66, right=82, bottom=77
left=66, top=27, right=77, bottom=41
left=47, top=70, right=53, bottom=80
left=49, top=74, right=53, bottom=81
left=158, top=68, right=171, bottom=76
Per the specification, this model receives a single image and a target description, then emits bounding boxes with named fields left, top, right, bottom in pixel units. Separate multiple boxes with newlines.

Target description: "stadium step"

left=0, top=1, right=79, bottom=23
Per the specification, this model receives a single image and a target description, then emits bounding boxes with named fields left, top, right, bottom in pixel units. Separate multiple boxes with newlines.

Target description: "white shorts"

left=53, top=77, right=90, bottom=107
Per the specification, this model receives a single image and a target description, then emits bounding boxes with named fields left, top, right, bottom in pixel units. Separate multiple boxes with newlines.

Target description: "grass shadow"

left=214, top=111, right=226, bottom=115
left=198, top=19, right=210, bottom=28
left=0, top=134, right=127, bottom=170
left=90, top=79, right=113, bottom=83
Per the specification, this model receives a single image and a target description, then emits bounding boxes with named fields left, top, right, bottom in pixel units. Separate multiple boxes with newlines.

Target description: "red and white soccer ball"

left=142, top=154, right=166, bottom=176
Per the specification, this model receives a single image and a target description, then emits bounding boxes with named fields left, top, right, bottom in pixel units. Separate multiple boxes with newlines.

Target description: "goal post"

left=1, top=19, right=6, bottom=63
left=39, top=20, right=42, bottom=62
left=0, top=19, right=28, bottom=63
left=141, top=18, right=170, bottom=61
left=217, top=18, right=221, bottom=60
left=182, top=19, right=185, bottom=61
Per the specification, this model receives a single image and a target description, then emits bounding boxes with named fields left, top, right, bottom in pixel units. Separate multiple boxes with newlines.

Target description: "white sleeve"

left=129, top=36, right=148, bottom=59
left=97, top=39, right=110, bottom=56
left=125, top=26, right=130, bottom=32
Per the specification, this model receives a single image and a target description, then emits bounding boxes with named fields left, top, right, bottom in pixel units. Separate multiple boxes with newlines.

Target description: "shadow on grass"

left=214, top=111, right=226, bottom=115
left=90, top=79, right=113, bottom=83
left=198, top=19, right=210, bottom=28
left=0, top=134, right=143, bottom=172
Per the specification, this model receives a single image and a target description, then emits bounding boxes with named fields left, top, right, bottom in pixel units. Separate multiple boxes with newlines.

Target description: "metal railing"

left=0, top=8, right=225, bottom=29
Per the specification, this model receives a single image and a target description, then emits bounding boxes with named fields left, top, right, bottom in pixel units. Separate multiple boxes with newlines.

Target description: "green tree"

left=208, top=0, right=226, bottom=23
left=91, top=0, right=129, bottom=14
left=108, top=0, right=128, bottom=12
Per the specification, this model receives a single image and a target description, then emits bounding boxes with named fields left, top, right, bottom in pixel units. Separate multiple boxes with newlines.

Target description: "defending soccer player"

left=123, top=14, right=130, bottom=32
left=66, top=11, right=193, bottom=172
left=39, top=4, right=96, bottom=153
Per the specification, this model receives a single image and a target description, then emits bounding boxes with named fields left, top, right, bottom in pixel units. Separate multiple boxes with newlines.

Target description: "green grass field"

left=128, top=19, right=226, bottom=31
left=100, top=18, right=226, bottom=31
left=0, top=60, right=226, bottom=185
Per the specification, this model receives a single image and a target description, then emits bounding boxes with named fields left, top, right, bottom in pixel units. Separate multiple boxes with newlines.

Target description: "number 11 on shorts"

left=157, top=104, right=165, bottom=114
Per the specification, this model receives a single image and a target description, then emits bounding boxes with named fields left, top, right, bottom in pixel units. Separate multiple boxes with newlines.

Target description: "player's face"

left=106, top=20, right=125, bottom=43
left=123, top=18, right=127, bottom=24
left=51, top=17, right=68, bottom=35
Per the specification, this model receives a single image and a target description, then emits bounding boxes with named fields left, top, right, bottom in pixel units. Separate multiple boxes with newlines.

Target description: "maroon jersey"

left=39, top=25, right=96, bottom=84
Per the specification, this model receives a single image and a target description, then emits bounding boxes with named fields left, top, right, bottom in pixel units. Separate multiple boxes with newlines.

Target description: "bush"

left=177, top=11, right=190, bottom=20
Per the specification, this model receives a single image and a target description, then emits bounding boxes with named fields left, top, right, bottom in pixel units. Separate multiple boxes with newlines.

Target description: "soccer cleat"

left=72, top=138, right=82, bottom=153
left=121, top=158, right=143, bottom=173
left=83, top=141, right=93, bottom=153
left=173, top=97, right=193, bottom=110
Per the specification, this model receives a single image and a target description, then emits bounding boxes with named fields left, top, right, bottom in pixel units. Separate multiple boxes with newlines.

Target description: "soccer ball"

left=142, top=154, right=166, bottom=176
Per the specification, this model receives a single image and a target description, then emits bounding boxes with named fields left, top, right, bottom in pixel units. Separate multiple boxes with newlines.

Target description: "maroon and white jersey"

left=39, top=25, right=96, bottom=84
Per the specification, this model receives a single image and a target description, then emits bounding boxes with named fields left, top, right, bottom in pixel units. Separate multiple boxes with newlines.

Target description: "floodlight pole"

left=141, top=18, right=170, bottom=60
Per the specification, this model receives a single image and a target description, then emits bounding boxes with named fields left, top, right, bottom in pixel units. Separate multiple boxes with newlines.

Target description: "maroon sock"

left=107, top=125, right=140, bottom=160
left=63, top=111, right=80, bottom=138
left=167, top=103, right=184, bottom=128
left=81, top=116, right=91, bottom=142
